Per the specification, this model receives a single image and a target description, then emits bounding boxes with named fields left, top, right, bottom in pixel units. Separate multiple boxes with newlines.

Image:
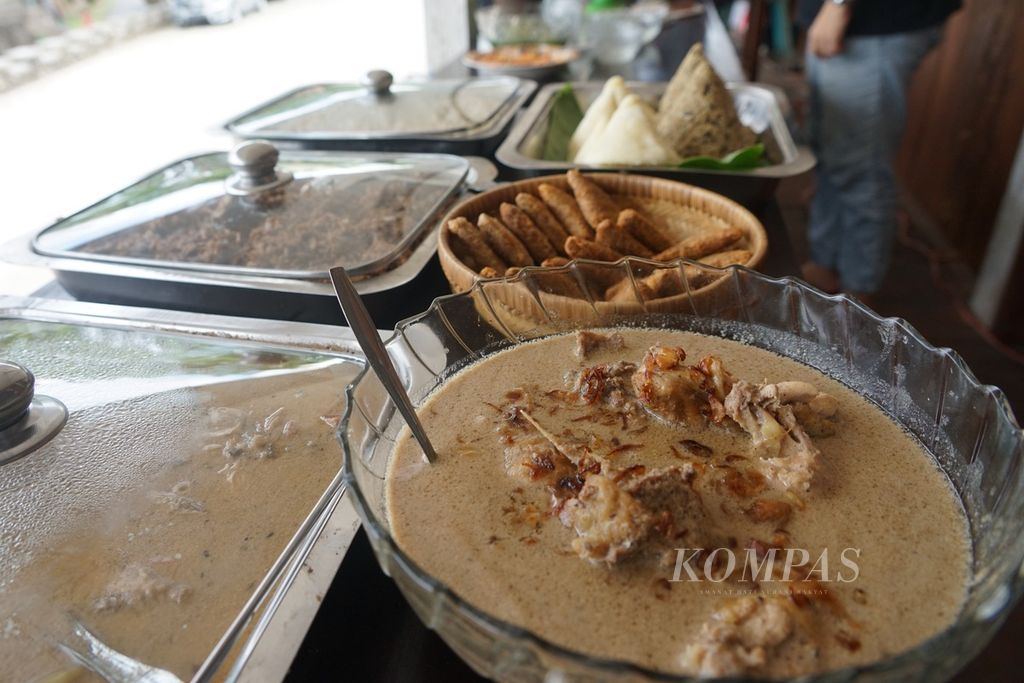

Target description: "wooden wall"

left=896, top=0, right=1024, bottom=269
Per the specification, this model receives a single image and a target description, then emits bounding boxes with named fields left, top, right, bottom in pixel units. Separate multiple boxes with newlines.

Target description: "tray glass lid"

left=0, top=310, right=360, bottom=682
left=32, top=143, right=470, bottom=278
left=227, top=72, right=524, bottom=139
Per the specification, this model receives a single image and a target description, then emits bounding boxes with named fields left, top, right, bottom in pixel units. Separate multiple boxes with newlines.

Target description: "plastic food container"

left=224, top=71, right=537, bottom=155
left=0, top=296, right=366, bottom=683
left=340, top=262, right=1024, bottom=682
left=495, top=81, right=816, bottom=205
left=8, top=142, right=483, bottom=327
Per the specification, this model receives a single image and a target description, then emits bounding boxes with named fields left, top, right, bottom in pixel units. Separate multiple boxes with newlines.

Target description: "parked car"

left=168, top=0, right=265, bottom=26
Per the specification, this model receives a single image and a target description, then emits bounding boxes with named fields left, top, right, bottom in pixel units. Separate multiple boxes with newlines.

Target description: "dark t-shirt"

left=797, top=0, right=961, bottom=36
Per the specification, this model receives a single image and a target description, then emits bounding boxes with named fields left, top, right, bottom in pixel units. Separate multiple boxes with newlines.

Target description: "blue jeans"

left=806, top=28, right=941, bottom=293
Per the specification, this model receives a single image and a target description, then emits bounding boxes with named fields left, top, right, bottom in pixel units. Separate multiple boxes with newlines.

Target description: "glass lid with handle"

left=225, top=71, right=525, bottom=140
left=0, top=300, right=363, bottom=682
left=32, top=142, right=470, bottom=279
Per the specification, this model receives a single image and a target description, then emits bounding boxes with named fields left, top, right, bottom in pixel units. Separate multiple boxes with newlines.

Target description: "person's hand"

left=807, top=2, right=852, bottom=58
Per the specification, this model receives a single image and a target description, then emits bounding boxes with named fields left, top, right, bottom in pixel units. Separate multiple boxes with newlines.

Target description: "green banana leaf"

left=542, top=85, right=584, bottom=161
left=678, top=143, right=766, bottom=170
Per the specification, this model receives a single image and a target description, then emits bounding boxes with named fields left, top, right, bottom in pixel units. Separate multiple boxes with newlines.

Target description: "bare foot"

left=801, top=262, right=840, bottom=294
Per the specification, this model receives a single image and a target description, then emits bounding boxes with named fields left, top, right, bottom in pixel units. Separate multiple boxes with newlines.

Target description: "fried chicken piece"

left=766, top=380, right=840, bottom=437
left=621, top=464, right=712, bottom=548
left=632, top=345, right=705, bottom=423
left=570, top=361, right=638, bottom=408
left=631, top=345, right=734, bottom=425
left=681, top=596, right=794, bottom=677
left=575, top=330, right=625, bottom=360
left=558, top=464, right=715, bottom=564
left=724, top=381, right=821, bottom=492
left=744, top=498, right=793, bottom=525
left=504, top=438, right=576, bottom=484
left=559, top=473, right=652, bottom=564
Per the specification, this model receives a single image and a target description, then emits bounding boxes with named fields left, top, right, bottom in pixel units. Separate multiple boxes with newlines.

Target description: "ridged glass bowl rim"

left=339, top=259, right=1024, bottom=681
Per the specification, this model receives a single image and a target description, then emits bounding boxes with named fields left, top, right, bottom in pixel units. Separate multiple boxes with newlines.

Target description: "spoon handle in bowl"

left=329, top=267, right=437, bottom=464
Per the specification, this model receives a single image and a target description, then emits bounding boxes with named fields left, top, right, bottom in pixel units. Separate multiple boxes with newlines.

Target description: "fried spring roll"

left=564, top=237, right=628, bottom=289
left=696, top=249, right=752, bottom=270
left=566, top=169, right=620, bottom=229
left=515, top=193, right=569, bottom=253
left=605, top=249, right=752, bottom=301
left=459, top=250, right=481, bottom=272
left=654, top=226, right=745, bottom=261
left=499, top=203, right=556, bottom=262
left=595, top=219, right=654, bottom=258
left=505, top=267, right=523, bottom=277
left=447, top=217, right=507, bottom=272
left=534, top=267, right=580, bottom=297
left=564, top=236, right=624, bottom=263
left=607, top=267, right=683, bottom=302
left=477, top=213, right=533, bottom=266
left=617, top=209, right=675, bottom=252
left=541, top=256, right=570, bottom=268
left=538, top=184, right=593, bottom=239
left=479, top=266, right=499, bottom=278
left=685, top=249, right=752, bottom=288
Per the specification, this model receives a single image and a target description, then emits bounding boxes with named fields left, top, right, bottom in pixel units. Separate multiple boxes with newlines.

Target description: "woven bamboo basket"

left=437, top=173, right=768, bottom=331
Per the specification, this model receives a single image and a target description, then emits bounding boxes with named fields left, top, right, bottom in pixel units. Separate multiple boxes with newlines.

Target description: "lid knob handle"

left=364, top=69, right=394, bottom=95
left=0, top=361, right=33, bottom=431
left=0, top=360, right=68, bottom=466
left=225, top=140, right=294, bottom=197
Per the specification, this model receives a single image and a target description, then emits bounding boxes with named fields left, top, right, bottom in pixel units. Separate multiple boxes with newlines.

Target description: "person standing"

left=798, top=0, right=960, bottom=301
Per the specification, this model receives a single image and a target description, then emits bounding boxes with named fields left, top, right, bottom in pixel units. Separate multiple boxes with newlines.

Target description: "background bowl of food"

left=340, top=265, right=1024, bottom=682
left=462, top=43, right=581, bottom=81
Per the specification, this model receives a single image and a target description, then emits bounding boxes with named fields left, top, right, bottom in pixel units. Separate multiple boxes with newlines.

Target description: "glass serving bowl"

left=339, top=260, right=1024, bottom=682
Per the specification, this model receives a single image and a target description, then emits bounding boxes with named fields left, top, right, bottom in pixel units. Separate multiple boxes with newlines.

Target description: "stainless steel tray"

left=0, top=295, right=374, bottom=683
left=225, top=79, right=538, bottom=156
left=495, top=81, right=815, bottom=205
left=1, top=229, right=440, bottom=327
left=1, top=158, right=499, bottom=328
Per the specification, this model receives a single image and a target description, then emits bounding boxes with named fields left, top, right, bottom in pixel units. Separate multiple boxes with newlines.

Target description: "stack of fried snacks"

left=445, top=169, right=751, bottom=301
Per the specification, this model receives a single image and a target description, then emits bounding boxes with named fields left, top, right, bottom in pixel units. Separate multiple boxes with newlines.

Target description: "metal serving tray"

left=1, top=158, right=498, bottom=328
left=2, top=230, right=443, bottom=328
left=225, top=77, right=538, bottom=156
left=0, top=296, right=373, bottom=683
left=495, top=81, right=815, bottom=205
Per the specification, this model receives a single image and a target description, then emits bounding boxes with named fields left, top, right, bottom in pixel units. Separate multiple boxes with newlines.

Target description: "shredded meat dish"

left=78, top=173, right=442, bottom=271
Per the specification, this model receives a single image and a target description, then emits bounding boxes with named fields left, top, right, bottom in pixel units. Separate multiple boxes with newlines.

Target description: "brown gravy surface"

left=387, top=329, right=969, bottom=678
left=0, top=367, right=350, bottom=682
